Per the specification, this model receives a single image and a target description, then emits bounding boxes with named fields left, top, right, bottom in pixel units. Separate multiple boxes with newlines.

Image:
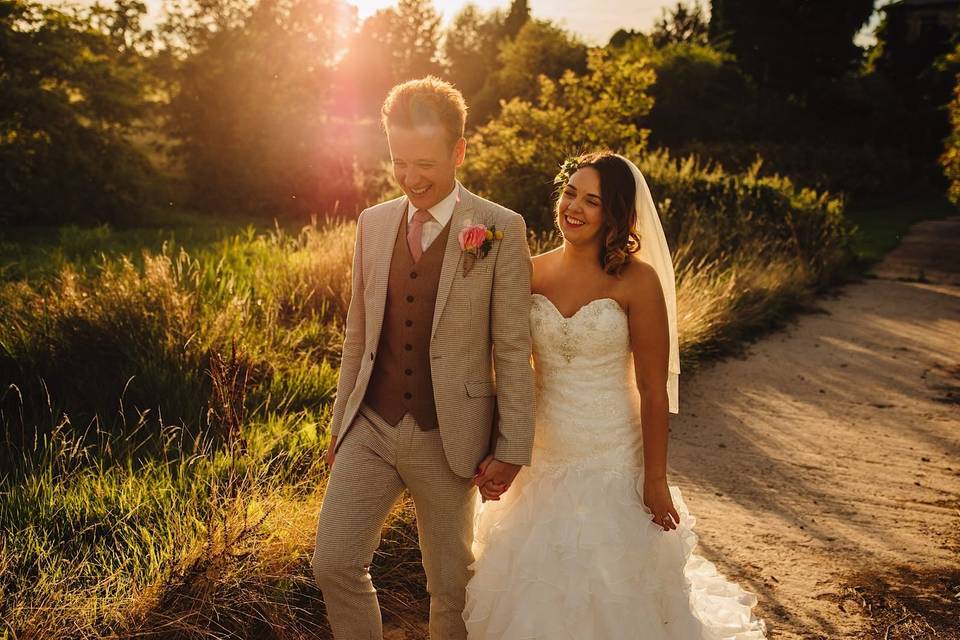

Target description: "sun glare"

left=349, top=0, right=508, bottom=20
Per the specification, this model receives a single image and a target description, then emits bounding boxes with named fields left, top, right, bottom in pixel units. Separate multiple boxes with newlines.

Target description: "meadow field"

left=4, top=0, right=960, bottom=634
left=0, top=152, right=885, bottom=638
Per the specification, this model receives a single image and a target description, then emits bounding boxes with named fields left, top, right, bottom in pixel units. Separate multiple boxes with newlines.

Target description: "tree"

left=443, top=4, right=504, bottom=101
left=388, top=0, right=443, bottom=79
left=501, top=0, right=529, bottom=40
left=622, top=39, right=755, bottom=148
left=488, top=20, right=587, bottom=104
left=163, top=0, right=361, bottom=215
left=334, top=0, right=442, bottom=117
left=651, top=1, right=708, bottom=48
left=0, top=0, right=158, bottom=225
left=609, top=28, right=642, bottom=49
left=462, top=49, right=655, bottom=228
left=869, top=4, right=960, bottom=159
left=334, top=8, right=402, bottom=117
left=709, top=0, right=873, bottom=95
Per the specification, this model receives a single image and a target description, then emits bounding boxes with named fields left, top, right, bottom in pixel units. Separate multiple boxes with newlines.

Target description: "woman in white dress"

left=463, top=152, right=767, bottom=639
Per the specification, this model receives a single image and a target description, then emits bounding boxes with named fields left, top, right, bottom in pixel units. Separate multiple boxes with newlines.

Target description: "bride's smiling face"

left=557, top=167, right=604, bottom=244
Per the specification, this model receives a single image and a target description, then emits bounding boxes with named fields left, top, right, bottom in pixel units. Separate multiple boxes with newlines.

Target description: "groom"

left=311, top=77, right=535, bottom=639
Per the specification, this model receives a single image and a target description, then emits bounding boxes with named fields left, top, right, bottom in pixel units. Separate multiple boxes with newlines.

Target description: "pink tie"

left=407, top=209, right=433, bottom=263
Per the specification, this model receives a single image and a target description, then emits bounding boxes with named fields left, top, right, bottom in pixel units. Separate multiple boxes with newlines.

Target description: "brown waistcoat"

left=363, top=211, right=453, bottom=430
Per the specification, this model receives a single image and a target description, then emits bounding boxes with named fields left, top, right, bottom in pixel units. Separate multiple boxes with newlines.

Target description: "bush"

left=462, top=47, right=849, bottom=283
left=621, top=39, right=757, bottom=148
left=463, top=48, right=656, bottom=229
left=670, top=141, right=937, bottom=201
left=941, top=71, right=960, bottom=205
left=639, top=151, right=849, bottom=283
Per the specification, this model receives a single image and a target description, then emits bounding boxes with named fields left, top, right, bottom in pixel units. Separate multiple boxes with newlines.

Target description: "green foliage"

left=619, top=39, right=755, bottom=148
left=672, top=141, right=937, bottom=200
left=501, top=0, right=529, bottom=41
left=0, top=0, right=161, bottom=225
left=942, top=67, right=960, bottom=206
left=709, top=0, right=873, bottom=95
left=463, top=49, right=655, bottom=228
left=368, top=0, right=442, bottom=79
left=650, top=1, right=709, bottom=48
left=870, top=8, right=960, bottom=160
left=0, top=223, right=354, bottom=439
left=0, top=170, right=853, bottom=636
left=481, top=19, right=588, bottom=110
left=162, top=0, right=366, bottom=216
left=0, top=407, right=332, bottom=638
left=443, top=4, right=504, bottom=103
left=462, top=40, right=849, bottom=280
left=614, top=27, right=936, bottom=197
left=638, top=150, right=849, bottom=282
left=335, top=0, right=443, bottom=118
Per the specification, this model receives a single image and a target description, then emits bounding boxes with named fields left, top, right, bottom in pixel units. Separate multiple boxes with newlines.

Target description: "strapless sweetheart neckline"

left=465, top=293, right=768, bottom=640
left=531, top=292, right=623, bottom=321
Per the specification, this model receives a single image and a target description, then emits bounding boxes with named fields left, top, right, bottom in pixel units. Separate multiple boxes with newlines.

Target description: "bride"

left=463, top=152, right=767, bottom=639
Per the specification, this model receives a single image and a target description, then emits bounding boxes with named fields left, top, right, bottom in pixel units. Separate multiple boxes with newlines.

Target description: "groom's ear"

left=454, top=137, right=466, bottom=167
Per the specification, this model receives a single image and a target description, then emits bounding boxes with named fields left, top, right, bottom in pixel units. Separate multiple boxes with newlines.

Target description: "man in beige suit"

left=311, top=77, right=535, bottom=639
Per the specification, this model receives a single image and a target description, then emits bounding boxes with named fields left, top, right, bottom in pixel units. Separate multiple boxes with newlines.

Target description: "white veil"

left=615, top=155, right=680, bottom=414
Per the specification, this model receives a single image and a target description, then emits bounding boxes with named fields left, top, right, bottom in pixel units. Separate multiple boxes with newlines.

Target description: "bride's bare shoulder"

left=616, top=256, right=665, bottom=307
left=531, top=247, right=562, bottom=288
left=531, top=246, right=562, bottom=264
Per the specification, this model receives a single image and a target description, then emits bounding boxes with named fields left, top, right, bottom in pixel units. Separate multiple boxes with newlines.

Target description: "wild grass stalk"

left=0, top=174, right=851, bottom=638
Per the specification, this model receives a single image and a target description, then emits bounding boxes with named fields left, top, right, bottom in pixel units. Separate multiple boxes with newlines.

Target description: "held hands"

left=643, top=476, right=680, bottom=531
left=473, top=454, right=522, bottom=502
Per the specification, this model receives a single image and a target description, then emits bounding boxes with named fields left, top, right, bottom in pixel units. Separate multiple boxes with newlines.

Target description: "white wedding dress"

left=462, top=294, right=767, bottom=639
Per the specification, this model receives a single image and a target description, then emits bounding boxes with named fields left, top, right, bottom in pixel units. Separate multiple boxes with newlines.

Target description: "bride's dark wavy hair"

left=555, top=150, right=640, bottom=276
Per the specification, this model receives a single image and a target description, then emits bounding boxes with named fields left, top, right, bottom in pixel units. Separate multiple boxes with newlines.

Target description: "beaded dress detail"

left=462, top=293, right=767, bottom=640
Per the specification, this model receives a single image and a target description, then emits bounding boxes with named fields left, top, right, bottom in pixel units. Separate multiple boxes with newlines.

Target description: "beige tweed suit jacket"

left=329, top=185, right=536, bottom=478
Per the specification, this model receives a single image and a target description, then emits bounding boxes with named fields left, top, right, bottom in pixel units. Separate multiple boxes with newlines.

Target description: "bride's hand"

left=643, top=477, right=680, bottom=531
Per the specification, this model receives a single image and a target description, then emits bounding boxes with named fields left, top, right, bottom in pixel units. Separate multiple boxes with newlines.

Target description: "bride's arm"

left=624, top=259, right=679, bottom=529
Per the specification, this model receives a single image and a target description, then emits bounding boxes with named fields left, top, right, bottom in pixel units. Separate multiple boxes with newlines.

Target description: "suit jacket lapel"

left=431, top=187, right=476, bottom=339
left=369, top=197, right=407, bottom=344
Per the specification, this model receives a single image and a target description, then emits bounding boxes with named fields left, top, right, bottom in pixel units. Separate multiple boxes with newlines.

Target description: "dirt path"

left=670, top=217, right=960, bottom=638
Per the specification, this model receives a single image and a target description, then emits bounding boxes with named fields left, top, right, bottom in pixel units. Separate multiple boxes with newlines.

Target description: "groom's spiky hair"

left=381, top=77, right=468, bottom=150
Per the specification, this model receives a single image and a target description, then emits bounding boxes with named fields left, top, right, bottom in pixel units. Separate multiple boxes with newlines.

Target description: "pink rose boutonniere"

left=458, top=219, right=504, bottom=276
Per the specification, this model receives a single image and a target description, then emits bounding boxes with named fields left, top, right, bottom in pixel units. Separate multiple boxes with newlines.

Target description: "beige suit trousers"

left=312, top=405, right=477, bottom=640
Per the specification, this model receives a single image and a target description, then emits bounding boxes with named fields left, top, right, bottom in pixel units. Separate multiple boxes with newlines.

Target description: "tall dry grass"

left=1, top=188, right=849, bottom=638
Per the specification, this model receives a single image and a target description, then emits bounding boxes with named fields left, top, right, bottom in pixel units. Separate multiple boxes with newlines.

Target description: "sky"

left=53, top=0, right=884, bottom=47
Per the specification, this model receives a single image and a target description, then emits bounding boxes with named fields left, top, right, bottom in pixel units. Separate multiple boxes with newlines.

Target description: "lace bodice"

left=529, top=293, right=643, bottom=469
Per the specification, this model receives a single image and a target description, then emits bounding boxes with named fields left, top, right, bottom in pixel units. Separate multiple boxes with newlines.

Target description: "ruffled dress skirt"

left=462, top=460, right=768, bottom=639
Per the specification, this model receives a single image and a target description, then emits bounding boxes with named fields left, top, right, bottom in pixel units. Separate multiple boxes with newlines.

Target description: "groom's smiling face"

left=386, top=123, right=466, bottom=210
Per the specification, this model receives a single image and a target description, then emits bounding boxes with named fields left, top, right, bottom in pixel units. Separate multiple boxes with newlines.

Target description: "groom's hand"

left=324, top=435, right=337, bottom=468
left=474, top=458, right=521, bottom=499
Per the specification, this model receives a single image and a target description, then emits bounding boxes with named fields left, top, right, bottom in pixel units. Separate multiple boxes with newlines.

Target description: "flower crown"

left=552, top=156, right=581, bottom=187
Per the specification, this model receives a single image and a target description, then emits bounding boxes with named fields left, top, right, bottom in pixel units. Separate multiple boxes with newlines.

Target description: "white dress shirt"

left=406, top=182, right=461, bottom=252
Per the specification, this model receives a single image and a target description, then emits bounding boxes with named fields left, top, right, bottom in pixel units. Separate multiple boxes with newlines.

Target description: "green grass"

left=0, top=163, right=857, bottom=638
left=0, top=212, right=274, bottom=282
left=846, top=193, right=957, bottom=264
